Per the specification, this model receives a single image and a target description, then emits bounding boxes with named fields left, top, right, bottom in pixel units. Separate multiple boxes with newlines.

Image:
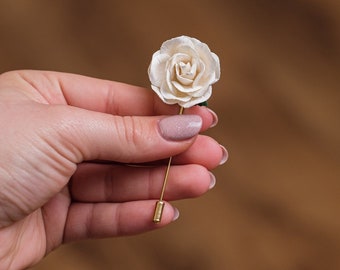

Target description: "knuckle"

left=117, top=116, right=145, bottom=148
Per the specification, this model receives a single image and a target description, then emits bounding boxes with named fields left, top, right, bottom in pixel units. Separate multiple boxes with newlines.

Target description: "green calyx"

left=198, top=101, right=208, bottom=107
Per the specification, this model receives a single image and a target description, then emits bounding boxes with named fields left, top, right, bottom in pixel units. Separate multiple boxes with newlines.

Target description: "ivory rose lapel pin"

left=148, top=36, right=220, bottom=222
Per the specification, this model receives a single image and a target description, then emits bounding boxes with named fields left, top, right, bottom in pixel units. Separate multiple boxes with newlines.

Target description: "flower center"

left=175, top=60, right=197, bottom=85
left=179, top=62, right=193, bottom=76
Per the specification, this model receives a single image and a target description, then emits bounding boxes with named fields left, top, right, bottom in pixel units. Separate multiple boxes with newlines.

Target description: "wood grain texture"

left=0, top=0, right=339, bottom=269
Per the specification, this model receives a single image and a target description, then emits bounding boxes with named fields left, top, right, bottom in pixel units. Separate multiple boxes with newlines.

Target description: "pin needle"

left=153, top=106, right=184, bottom=223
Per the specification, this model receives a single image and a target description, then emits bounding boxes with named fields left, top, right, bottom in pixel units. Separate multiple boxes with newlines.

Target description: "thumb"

left=53, top=107, right=202, bottom=164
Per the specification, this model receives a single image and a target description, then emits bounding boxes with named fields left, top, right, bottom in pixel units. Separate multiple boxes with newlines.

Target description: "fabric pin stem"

left=153, top=106, right=184, bottom=223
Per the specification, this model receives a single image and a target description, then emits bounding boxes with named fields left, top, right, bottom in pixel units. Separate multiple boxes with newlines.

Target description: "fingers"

left=51, top=105, right=207, bottom=164
left=173, top=135, right=228, bottom=169
left=63, top=200, right=177, bottom=242
left=71, top=163, right=213, bottom=203
left=10, top=70, right=217, bottom=131
left=3, top=70, right=219, bottom=164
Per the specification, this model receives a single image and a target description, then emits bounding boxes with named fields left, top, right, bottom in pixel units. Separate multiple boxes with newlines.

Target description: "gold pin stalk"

left=152, top=106, right=184, bottom=223
left=153, top=200, right=165, bottom=223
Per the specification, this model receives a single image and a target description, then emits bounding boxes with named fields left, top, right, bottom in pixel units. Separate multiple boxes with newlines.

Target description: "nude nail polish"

left=206, top=107, right=218, bottom=128
left=172, top=207, right=180, bottom=221
left=220, top=145, right=228, bottom=165
left=158, top=115, right=202, bottom=141
left=209, top=172, right=216, bottom=189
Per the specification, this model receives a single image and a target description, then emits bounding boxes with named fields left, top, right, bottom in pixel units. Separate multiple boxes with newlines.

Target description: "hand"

left=0, top=70, right=226, bottom=269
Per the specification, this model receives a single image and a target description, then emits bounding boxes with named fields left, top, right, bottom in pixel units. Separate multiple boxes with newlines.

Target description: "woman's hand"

left=0, top=70, right=226, bottom=269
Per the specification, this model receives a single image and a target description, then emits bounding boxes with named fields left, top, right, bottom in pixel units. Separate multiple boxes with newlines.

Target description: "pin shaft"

left=152, top=106, right=184, bottom=223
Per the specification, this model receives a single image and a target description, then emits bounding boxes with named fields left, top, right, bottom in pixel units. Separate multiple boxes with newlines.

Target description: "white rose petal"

left=148, top=35, right=220, bottom=108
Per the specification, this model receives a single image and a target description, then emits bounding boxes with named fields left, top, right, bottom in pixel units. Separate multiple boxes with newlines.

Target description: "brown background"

left=1, top=0, right=340, bottom=269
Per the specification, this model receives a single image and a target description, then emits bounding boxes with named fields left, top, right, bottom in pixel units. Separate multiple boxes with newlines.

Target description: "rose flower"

left=148, top=36, right=220, bottom=108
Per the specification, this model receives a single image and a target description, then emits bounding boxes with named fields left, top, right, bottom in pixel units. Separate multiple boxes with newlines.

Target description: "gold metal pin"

left=153, top=200, right=165, bottom=223
left=153, top=106, right=184, bottom=223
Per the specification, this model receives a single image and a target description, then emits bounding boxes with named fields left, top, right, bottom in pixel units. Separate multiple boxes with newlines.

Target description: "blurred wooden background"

left=1, top=0, right=340, bottom=269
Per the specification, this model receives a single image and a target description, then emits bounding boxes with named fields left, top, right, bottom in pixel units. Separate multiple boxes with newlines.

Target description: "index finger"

left=11, top=70, right=216, bottom=130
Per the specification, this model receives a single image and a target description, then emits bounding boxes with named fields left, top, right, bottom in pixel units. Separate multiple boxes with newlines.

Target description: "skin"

left=0, top=70, right=225, bottom=269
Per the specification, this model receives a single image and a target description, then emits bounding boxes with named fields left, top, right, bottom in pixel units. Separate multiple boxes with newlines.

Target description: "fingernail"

left=209, top=172, right=216, bottom=189
left=206, top=108, right=218, bottom=128
left=159, top=115, right=202, bottom=141
left=172, top=207, right=180, bottom=221
left=220, top=145, right=228, bottom=165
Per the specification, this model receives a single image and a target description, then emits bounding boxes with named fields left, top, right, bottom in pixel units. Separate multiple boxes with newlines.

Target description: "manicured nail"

left=159, top=115, right=202, bottom=141
left=206, top=107, right=218, bottom=128
left=209, top=172, right=216, bottom=189
left=172, top=207, right=180, bottom=221
left=220, top=145, right=228, bottom=165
